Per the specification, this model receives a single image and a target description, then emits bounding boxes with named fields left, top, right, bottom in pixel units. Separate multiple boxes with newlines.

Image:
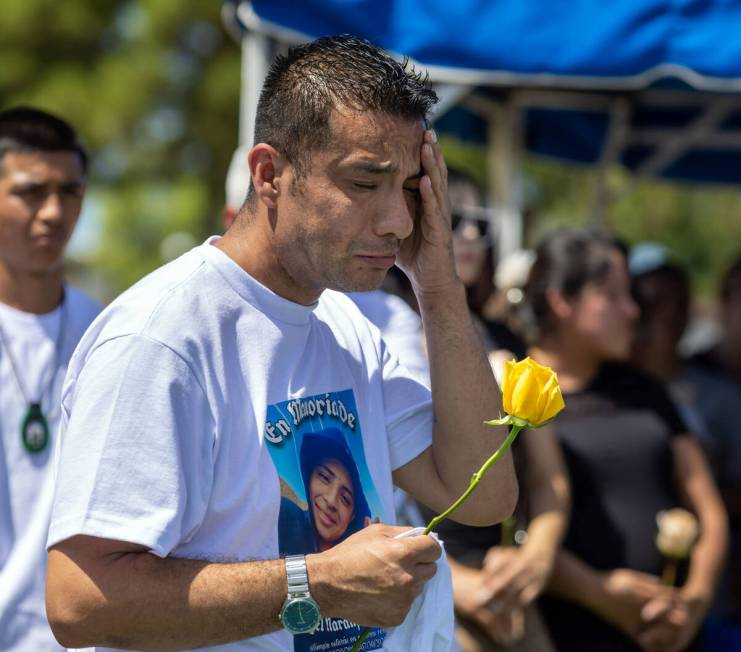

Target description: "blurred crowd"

left=350, top=166, right=740, bottom=652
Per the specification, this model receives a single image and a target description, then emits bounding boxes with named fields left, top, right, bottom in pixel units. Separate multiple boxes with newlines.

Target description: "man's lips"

left=356, top=253, right=397, bottom=269
left=33, top=232, right=66, bottom=246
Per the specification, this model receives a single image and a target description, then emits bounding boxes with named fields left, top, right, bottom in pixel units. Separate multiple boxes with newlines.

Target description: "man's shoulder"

left=79, top=248, right=223, bottom=350
left=121, top=248, right=217, bottom=312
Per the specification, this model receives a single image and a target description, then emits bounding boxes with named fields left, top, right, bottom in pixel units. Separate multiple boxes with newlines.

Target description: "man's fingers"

left=418, top=162, right=443, bottom=227
left=349, top=524, right=442, bottom=564
left=401, top=533, right=443, bottom=564
left=414, top=560, right=438, bottom=584
left=421, top=135, right=448, bottom=211
left=369, top=523, right=420, bottom=537
left=418, top=173, right=437, bottom=218
left=421, top=137, right=441, bottom=187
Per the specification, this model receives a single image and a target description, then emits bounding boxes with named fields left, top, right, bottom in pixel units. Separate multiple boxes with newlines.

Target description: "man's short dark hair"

left=249, top=34, right=437, bottom=198
left=0, top=106, right=88, bottom=174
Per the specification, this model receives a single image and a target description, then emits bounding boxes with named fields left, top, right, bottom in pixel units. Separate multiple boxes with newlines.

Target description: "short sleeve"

left=48, top=335, right=216, bottom=557
left=379, top=338, right=433, bottom=471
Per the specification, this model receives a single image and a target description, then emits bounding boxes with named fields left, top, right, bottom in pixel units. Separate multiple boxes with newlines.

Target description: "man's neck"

left=216, top=219, right=321, bottom=306
left=0, top=267, right=65, bottom=314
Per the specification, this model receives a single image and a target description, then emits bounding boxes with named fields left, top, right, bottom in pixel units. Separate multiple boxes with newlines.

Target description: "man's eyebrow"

left=13, top=179, right=84, bottom=189
left=348, top=161, right=398, bottom=174
left=345, top=161, right=423, bottom=182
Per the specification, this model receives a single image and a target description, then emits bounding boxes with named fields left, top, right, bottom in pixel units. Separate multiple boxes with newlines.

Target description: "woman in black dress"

left=526, top=229, right=728, bottom=652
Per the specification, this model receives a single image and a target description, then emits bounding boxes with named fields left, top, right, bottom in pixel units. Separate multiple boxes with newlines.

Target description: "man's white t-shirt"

left=347, top=290, right=428, bottom=386
left=0, top=287, right=100, bottom=652
left=48, top=238, right=434, bottom=652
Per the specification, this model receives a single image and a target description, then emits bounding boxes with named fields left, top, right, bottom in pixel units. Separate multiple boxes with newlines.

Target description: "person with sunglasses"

left=446, top=168, right=526, bottom=361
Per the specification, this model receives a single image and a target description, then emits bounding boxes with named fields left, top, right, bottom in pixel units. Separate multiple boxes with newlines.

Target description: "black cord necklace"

left=0, top=295, right=67, bottom=454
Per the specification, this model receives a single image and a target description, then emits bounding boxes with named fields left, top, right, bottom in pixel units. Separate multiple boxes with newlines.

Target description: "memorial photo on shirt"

left=265, top=389, right=386, bottom=652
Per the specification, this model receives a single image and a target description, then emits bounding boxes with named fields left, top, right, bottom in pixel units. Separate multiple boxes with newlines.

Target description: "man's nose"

left=374, top=192, right=414, bottom=240
left=37, top=191, right=64, bottom=222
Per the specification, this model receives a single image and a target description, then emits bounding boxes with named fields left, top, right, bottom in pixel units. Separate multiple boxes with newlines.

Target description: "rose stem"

left=661, top=557, right=678, bottom=587
left=349, top=424, right=522, bottom=652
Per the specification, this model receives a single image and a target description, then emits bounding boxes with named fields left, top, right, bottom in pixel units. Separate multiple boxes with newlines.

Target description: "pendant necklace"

left=0, top=296, right=67, bottom=454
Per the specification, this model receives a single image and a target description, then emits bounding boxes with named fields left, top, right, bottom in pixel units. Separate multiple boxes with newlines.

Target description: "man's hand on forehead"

left=395, top=128, right=459, bottom=295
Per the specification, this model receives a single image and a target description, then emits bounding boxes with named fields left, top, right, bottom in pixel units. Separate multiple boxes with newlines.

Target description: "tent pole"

left=589, top=97, right=630, bottom=226
left=489, top=98, right=523, bottom=260
left=239, top=32, right=272, bottom=149
left=635, top=98, right=736, bottom=179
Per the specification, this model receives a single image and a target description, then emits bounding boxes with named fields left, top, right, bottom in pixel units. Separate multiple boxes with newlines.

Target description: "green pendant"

left=21, top=402, right=49, bottom=454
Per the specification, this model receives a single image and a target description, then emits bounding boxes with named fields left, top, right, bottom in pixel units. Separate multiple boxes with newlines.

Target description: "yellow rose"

left=656, top=508, right=699, bottom=559
left=487, top=357, right=565, bottom=428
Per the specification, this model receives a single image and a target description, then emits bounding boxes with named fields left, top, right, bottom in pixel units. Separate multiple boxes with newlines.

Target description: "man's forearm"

left=417, top=281, right=517, bottom=525
left=48, top=524, right=443, bottom=650
left=47, top=541, right=288, bottom=650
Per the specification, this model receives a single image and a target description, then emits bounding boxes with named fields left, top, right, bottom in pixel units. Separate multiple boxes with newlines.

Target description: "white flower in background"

left=656, top=508, right=699, bottom=559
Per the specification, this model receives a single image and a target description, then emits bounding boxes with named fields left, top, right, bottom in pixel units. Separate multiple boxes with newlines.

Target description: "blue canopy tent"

left=222, top=0, right=741, bottom=253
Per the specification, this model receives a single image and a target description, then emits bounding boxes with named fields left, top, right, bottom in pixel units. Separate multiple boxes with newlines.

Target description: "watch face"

left=282, top=597, right=321, bottom=634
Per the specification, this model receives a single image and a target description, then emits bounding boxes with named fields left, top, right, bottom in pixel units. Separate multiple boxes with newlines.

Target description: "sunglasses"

left=450, top=207, right=496, bottom=239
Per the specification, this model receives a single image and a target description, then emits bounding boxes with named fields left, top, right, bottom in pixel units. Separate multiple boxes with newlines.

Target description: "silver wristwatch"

left=279, top=554, right=322, bottom=635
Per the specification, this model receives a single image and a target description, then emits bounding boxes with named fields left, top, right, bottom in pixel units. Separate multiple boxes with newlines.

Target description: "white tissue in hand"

left=382, top=527, right=456, bottom=652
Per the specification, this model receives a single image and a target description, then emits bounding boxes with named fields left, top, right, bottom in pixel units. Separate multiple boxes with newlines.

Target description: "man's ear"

left=248, top=144, right=288, bottom=209
left=545, top=288, right=573, bottom=320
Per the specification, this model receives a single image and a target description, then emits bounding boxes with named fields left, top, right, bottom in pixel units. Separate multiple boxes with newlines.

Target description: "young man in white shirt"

left=46, top=35, right=517, bottom=652
left=0, top=106, right=100, bottom=651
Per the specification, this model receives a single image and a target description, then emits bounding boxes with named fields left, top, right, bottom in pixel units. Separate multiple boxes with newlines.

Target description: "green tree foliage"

left=524, top=158, right=741, bottom=297
left=1, top=0, right=241, bottom=299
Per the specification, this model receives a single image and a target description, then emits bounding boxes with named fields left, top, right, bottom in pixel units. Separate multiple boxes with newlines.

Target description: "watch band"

left=280, top=554, right=321, bottom=635
left=285, top=554, right=310, bottom=595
